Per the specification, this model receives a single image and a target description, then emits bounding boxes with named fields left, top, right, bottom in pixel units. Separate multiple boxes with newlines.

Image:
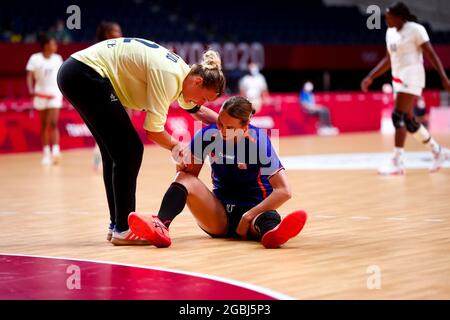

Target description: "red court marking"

left=0, top=254, right=289, bottom=300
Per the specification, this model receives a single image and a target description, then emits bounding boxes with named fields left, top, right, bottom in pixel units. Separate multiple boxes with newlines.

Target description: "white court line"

left=314, top=215, right=336, bottom=219
left=312, top=215, right=444, bottom=223
left=32, top=211, right=56, bottom=215
left=423, top=218, right=445, bottom=223
left=281, top=151, right=450, bottom=170
left=0, top=211, right=16, bottom=216
left=70, top=211, right=91, bottom=215
left=351, top=216, right=371, bottom=220
left=0, top=252, right=294, bottom=300
left=385, top=217, right=408, bottom=221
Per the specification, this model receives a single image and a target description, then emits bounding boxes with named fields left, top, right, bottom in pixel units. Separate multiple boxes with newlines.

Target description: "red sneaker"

left=261, top=210, right=307, bottom=248
left=128, top=212, right=172, bottom=248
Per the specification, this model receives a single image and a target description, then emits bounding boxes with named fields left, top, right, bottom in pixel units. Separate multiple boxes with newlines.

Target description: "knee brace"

left=254, top=210, right=281, bottom=239
left=404, top=116, right=421, bottom=133
left=392, top=111, right=406, bottom=129
left=414, top=106, right=426, bottom=117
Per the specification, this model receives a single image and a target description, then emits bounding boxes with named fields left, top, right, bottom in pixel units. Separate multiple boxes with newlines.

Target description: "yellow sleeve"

left=144, top=111, right=166, bottom=132
left=177, top=94, right=196, bottom=110
left=143, top=71, right=179, bottom=132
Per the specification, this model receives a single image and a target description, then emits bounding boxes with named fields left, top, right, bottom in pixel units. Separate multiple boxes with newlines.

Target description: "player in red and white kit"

left=26, top=34, right=63, bottom=165
left=361, top=2, right=450, bottom=175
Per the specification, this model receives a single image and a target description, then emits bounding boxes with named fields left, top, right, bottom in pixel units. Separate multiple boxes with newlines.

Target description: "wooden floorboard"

left=1, top=132, right=449, bottom=299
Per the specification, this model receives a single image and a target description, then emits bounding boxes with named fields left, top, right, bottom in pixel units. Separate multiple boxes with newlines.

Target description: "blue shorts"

left=201, top=199, right=278, bottom=240
left=198, top=199, right=253, bottom=238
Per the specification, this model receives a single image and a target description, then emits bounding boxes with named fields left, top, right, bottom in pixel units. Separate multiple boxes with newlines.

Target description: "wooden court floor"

left=1, top=132, right=449, bottom=299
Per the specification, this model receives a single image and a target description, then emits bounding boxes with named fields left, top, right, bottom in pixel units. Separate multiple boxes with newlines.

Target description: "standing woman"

left=92, top=21, right=124, bottom=171
left=26, top=34, right=63, bottom=165
left=57, top=38, right=225, bottom=244
left=361, top=2, right=450, bottom=175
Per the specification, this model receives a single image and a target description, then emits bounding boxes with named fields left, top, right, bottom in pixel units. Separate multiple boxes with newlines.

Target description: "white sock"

left=412, top=125, right=440, bottom=154
left=52, top=144, right=60, bottom=155
left=43, top=145, right=51, bottom=157
left=393, top=147, right=404, bottom=159
left=427, top=138, right=441, bottom=155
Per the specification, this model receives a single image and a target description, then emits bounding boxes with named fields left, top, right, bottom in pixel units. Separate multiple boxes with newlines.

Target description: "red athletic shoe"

left=261, top=210, right=307, bottom=248
left=128, top=212, right=172, bottom=248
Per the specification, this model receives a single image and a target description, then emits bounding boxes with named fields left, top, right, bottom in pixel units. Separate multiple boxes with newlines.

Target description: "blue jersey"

left=189, top=124, right=284, bottom=207
left=300, top=90, right=315, bottom=106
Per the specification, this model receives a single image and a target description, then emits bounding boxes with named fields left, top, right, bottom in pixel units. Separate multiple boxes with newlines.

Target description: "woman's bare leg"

left=38, top=109, right=50, bottom=147
left=48, top=108, right=60, bottom=146
left=393, top=92, right=416, bottom=148
left=174, top=171, right=228, bottom=236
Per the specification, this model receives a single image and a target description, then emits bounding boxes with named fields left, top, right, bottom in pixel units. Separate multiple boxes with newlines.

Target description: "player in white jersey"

left=26, top=34, right=63, bottom=165
left=361, top=2, right=450, bottom=175
left=239, top=63, right=270, bottom=113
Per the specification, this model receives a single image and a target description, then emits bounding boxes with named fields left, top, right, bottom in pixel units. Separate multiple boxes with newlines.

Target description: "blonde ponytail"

left=201, top=50, right=222, bottom=71
left=189, top=49, right=226, bottom=96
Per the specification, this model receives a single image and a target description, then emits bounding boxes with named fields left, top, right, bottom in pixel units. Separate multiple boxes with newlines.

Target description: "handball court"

left=0, top=132, right=449, bottom=299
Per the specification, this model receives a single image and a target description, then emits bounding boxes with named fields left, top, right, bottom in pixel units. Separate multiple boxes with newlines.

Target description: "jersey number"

left=123, top=38, right=180, bottom=63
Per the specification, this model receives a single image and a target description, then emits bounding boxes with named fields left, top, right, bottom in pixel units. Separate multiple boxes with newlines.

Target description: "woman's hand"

left=171, top=142, right=188, bottom=165
left=236, top=212, right=253, bottom=239
left=361, top=76, right=373, bottom=92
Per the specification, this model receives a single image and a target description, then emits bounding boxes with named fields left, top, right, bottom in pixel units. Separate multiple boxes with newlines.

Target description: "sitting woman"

left=129, top=96, right=307, bottom=248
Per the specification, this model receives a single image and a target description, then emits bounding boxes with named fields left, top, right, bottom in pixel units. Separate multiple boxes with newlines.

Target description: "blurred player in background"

left=361, top=2, right=450, bottom=175
left=57, top=38, right=225, bottom=245
left=26, top=33, right=63, bottom=165
left=93, top=21, right=124, bottom=171
left=96, top=21, right=123, bottom=42
left=239, top=63, right=270, bottom=114
left=299, top=81, right=339, bottom=136
left=128, top=96, right=307, bottom=249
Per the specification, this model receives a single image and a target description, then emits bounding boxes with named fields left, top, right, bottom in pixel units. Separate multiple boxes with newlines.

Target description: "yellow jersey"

left=71, top=37, right=195, bottom=132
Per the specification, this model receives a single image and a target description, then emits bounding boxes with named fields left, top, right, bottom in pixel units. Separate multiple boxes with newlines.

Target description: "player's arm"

left=422, top=41, right=450, bottom=92
left=239, top=78, right=246, bottom=97
left=261, top=77, right=270, bottom=99
left=188, top=105, right=219, bottom=124
left=245, top=170, right=291, bottom=219
left=144, top=81, right=187, bottom=152
left=361, top=51, right=391, bottom=92
left=236, top=170, right=291, bottom=238
left=146, top=129, right=191, bottom=167
left=176, top=154, right=204, bottom=177
left=26, top=71, right=35, bottom=96
left=146, top=130, right=178, bottom=151
left=175, top=125, right=209, bottom=176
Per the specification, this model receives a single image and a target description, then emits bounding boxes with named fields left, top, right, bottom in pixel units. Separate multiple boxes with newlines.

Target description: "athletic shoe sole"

left=430, top=152, right=449, bottom=173
left=261, top=210, right=307, bottom=248
left=128, top=212, right=171, bottom=247
left=110, top=237, right=150, bottom=246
